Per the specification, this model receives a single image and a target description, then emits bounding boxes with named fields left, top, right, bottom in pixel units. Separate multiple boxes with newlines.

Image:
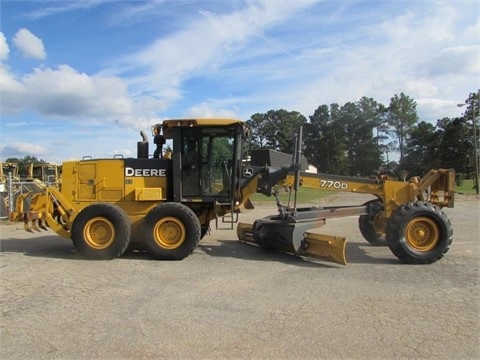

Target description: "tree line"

left=4, top=90, right=478, bottom=180
left=246, top=90, right=479, bottom=179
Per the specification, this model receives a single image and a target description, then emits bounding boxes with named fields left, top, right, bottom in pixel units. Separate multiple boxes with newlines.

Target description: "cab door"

left=180, top=129, right=201, bottom=197
left=173, top=126, right=238, bottom=201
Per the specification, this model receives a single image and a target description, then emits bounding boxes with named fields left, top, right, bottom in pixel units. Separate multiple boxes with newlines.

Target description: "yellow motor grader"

left=0, top=162, right=20, bottom=184
left=13, top=118, right=454, bottom=265
left=26, top=162, right=62, bottom=188
left=2, top=162, right=61, bottom=222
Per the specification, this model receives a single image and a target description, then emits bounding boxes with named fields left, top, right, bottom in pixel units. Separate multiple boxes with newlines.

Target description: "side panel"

left=64, top=159, right=172, bottom=203
left=75, top=160, right=125, bottom=201
left=60, top=161, right=77, bottom=204
left=77, top=162, right=97, bottom=199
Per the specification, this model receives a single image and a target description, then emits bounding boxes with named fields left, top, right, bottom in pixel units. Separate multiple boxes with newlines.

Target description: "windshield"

left=181, top=127, right=236, bottom=198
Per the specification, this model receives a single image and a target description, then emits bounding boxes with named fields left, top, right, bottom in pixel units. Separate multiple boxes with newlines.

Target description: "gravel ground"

left=0, top=192, right=479, bottom=359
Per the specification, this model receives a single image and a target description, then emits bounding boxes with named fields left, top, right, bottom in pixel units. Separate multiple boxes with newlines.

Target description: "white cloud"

left=0, top=142, right=49, bottom=158
left=274, top=1, right=477, bottom=122
left=13, top=28, right=46, bottom=59
left=404, top=80, right=438, bottom=98
left=25, top=65, right=131, bottom=116
left=0, top=64, right=26, bottom=113
left=109, top=148, right=135, bottom=158
left=1, top=64, right=135, bottom=121
left=0, top=32, right=10, bottom=60
left=24, top=0, right=110, bottom=19
left=1, top=0, right=476, bottom=163
left=184, top=102, right=237, bottom=118
left=417, top=46, right=478, bottom=77
left=119, top=1, right=314, bottom=102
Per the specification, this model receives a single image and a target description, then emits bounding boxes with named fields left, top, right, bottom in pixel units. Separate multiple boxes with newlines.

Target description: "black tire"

left=144, top=203, right=201, bottom=260
left=386, top=201, right=453, bottom=264
left=252, top=220, right=275, bottom=250
left=358, top=199, right=387, bottom=246
left=71, top=203, right=131, bottom=260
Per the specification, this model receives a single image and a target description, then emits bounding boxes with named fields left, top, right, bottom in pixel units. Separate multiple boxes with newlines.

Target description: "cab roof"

left=162, top=118, right=244, bottom=128
left=161, top=118, right=246, bottom=139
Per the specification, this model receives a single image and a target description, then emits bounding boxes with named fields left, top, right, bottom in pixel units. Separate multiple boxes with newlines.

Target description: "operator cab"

left=161, top=119, right=247, bottom=203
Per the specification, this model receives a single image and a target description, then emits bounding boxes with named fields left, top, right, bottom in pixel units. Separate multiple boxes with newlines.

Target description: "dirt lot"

left=1, top=193, right=479, bottom=359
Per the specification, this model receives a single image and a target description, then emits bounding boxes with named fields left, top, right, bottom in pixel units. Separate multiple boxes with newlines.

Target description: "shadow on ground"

left=1, top=233, right=399, bottom=266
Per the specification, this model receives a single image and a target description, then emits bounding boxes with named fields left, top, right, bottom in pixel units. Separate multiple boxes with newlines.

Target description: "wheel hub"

left=84, top=217, right=115, bottom=249
left=405, top=217, right=439, bottom=251
left=154, top=216, right=186, bottom=249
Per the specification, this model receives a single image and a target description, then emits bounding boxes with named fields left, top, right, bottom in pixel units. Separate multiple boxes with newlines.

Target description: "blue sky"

left=0, top=0, right=478, bottom=164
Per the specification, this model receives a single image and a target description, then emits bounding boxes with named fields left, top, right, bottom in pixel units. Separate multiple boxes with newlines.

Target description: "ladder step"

left=214, top=201, right=238, bottom=230
left=222, top=211, right=238, bottom=224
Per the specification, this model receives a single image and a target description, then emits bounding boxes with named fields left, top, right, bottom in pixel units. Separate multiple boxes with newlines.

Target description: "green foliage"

left=304, top=103, right=346, bottom=174
left=437, top=117, right=472, bottom=173
left=448, top=89, right=480, bottom=179
left=248, top=89, right=478, bottom=177
left=304, top=97, right=387, bottom=176
left=458, top=91, right=480, bottom=121
left=246, top=109, right=307, bottom=153
left=387, top=92, right=419, bottom=162
left=401, top=121, right=440, bottom=175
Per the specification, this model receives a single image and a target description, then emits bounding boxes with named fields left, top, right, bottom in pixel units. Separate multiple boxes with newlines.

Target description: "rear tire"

left=144, top=203, right=201, bottom=260
left=386, top=202, right=452, bottom=264
left=358, top=199, right=386, bottom=246
left=72, top=203, right=131, bottom=260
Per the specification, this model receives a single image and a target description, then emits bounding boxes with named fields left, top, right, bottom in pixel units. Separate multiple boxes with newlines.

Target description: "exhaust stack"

left=138, top=131, right=149, bottom=158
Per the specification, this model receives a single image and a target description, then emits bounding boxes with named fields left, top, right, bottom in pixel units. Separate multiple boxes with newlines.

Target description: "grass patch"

left=455, top=179, right=478, bottom=195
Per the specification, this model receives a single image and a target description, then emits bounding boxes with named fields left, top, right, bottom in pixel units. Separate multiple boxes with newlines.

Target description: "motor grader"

left=2, top=162, right=61, bottom=222
left=13, top=118, right=454, bottom=265
left=27, top=162, right=62, bottom=188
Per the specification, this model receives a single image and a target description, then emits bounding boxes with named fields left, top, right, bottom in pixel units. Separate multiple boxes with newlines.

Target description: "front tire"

left=144, top=203, right=201, bottom=260
left=72, top=203, right=131, bottom=260
left=386, top=202, right=452, bottom=264
left=252, top=220, right=276, bottom=250
left=358, top=199, right=386, bottom=246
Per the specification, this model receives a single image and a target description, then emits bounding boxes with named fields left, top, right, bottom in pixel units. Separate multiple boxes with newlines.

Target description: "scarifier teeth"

left=32, top=220, right=40, bottom=231
left=37, top=220, right=48, bottom=231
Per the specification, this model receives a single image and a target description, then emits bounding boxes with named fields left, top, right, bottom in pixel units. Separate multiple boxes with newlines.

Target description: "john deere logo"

left=243, top=168, right=253, bottom=177
left=125, top=167, right=167, bottom=177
